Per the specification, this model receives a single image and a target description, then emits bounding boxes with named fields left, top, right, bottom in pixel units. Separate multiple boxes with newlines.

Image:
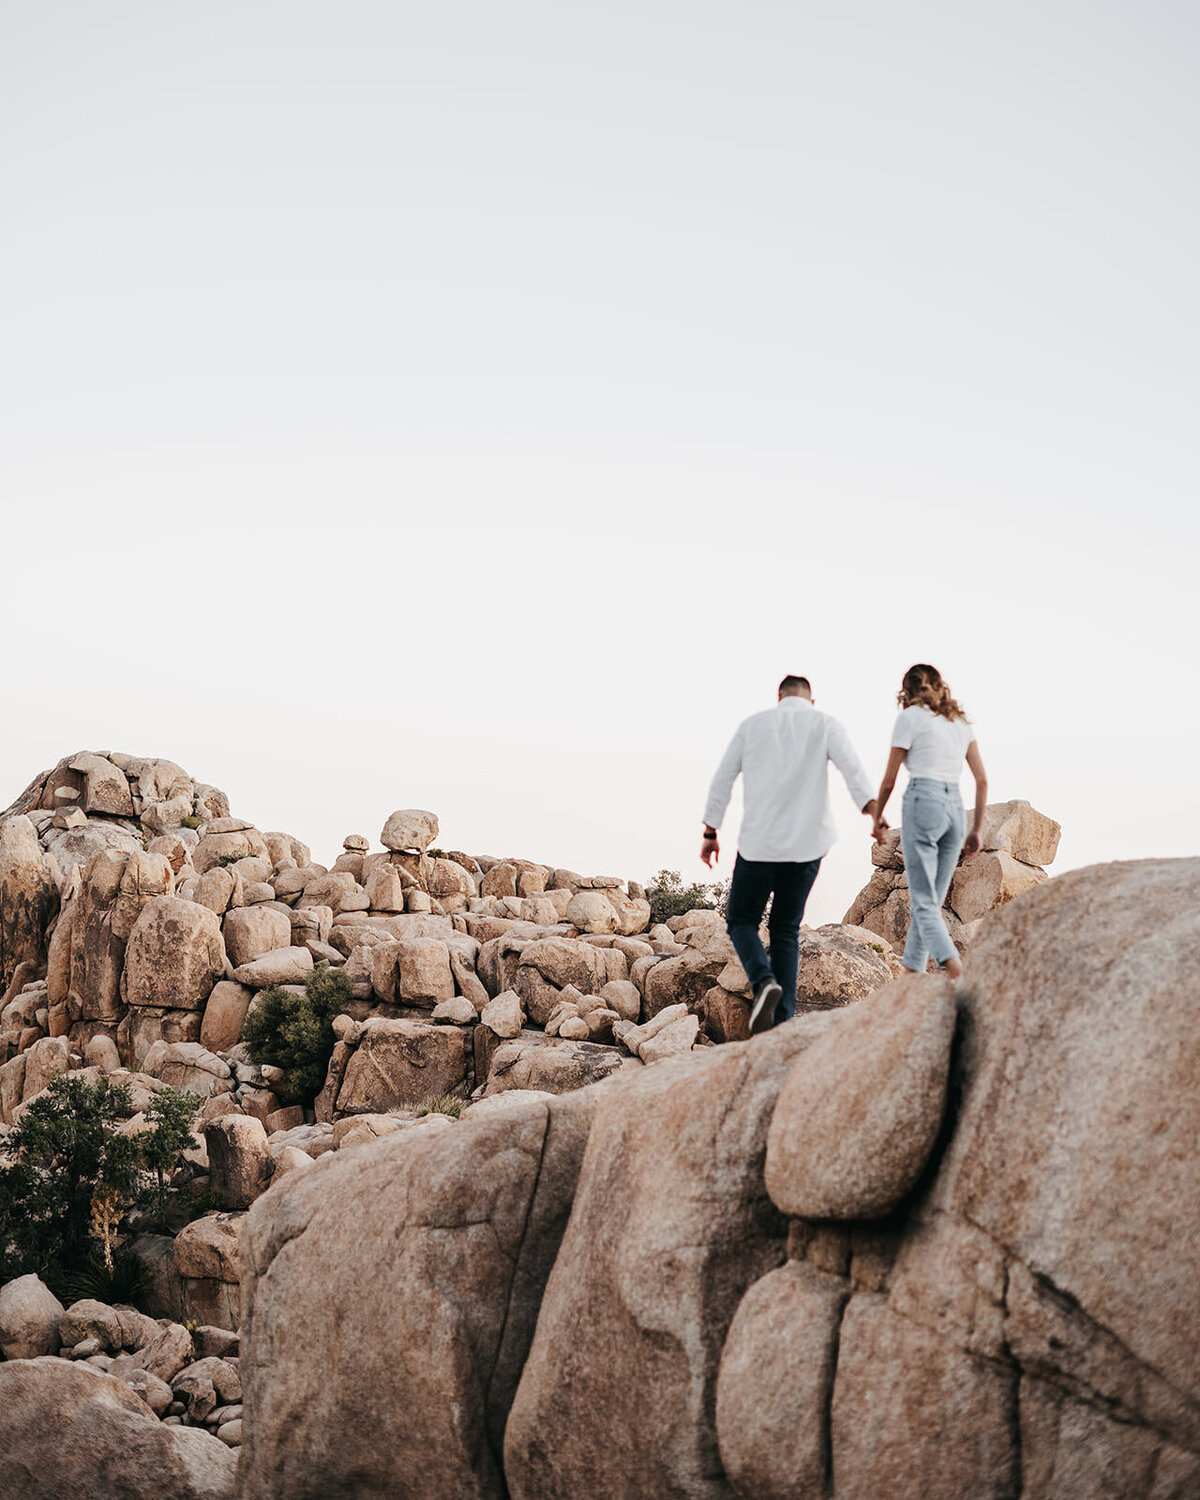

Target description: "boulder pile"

left=845, top=797, right=1061, bottom=952
left=1, top=750, right=1098, bottom=1499
left=1, top=750, right=918, bottom=1155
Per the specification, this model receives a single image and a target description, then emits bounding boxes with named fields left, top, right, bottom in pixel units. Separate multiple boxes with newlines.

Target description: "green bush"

left=0, top=1075, right=198, bottom=1294
left=180, top=814, right=203, bottom=830
left=243, top=966, right=351, bottom=1106
left=644, top=869, right=730, bottom=928
left=213, top=851, right=247, bottom=868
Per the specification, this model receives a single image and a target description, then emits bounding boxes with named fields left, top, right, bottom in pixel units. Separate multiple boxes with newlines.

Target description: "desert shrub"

left=243, top=966, right=351, bottom=1105
left=644, top=869, right=731, bottom=928
left=58, top=1246, right=147, bottom=1308
left=414, top=1094, right=463, bottom=1118
left=0, top=1075, right=198, bottom=1294
left=180, top=814, right=203, bottom=829
left=190, top=1189, right=228, bottom=1216
left=214, top=851, right=248, bottom=868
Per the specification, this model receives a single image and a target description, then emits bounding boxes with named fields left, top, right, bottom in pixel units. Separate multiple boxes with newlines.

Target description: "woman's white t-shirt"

left=891, top=705, right=976, bottom=782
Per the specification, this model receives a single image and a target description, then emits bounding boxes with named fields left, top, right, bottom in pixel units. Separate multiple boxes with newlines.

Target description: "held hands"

left=700, top=830, right=720, bottom=868
left=863, top=799, right=890, bottom=844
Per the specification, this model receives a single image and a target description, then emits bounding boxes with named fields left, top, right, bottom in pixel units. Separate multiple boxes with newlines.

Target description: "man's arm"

left=701, top=729, right=743, bottom=866
left=826, top=718, right=876, bottom=815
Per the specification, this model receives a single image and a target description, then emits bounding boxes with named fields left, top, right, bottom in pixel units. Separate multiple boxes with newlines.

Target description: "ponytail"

left=898, top=664, right=967, bottom=722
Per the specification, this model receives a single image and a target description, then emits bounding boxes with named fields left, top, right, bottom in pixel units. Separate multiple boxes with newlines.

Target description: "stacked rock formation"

left=1, top=751, right=1084, bottom=1499
left=844, top=797, right=1061, bottom=953
left=1, top=751, right=911, bottom=1146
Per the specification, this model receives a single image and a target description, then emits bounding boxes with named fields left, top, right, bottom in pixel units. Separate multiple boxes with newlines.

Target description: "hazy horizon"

left=3, top=1, right=1196, bottom=923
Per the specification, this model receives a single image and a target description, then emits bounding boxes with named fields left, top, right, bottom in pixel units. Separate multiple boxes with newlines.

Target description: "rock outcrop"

left=229, top=857, right=1200, bottom=1498
left=3, top=749, right=1096, bottom=1499
left=845, top=797, right=1060, bottom=954
left=239, top=1091, right=595, bottom=1499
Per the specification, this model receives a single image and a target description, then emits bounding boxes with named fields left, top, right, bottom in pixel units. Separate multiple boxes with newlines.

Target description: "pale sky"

left=2, top=1, right=1196, bottom=923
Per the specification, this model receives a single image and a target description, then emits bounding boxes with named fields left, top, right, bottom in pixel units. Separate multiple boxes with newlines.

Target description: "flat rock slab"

left=483, top=1031, right=627, bottom=1096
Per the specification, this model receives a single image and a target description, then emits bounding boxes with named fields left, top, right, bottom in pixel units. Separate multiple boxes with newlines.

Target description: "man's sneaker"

left=748, top=979, right=783, bottom=1035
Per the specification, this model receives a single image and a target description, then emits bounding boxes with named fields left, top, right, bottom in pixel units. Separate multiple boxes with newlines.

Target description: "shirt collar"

left=777, top=698, right=812, bottom=711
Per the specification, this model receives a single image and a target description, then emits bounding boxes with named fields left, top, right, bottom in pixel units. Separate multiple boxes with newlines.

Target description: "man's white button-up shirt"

left=703, top=698, right=874, bottom=863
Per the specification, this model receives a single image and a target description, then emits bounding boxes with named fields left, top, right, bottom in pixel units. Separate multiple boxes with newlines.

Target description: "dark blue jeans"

left=725, top=853, right=822, bottom=1027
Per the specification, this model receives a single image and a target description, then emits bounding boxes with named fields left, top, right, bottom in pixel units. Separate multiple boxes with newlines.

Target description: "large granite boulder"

left=53, top=849, right=173, bottom=1023
left=481, top=1032, right=628, bottom=1096
left=335, top=1018, right=470, bottom=1113
left=764, top=971, right=956, bottom=1218
left=380, top=808, right=439, bottom=853
left=716, top=858, right=1200, bottom=1497
left=0, top=815, right=58, bottom=991
left=0, top=1356, right=236, bottom=1499
left=123, top=896, right=226, bottom=1010
left=503, top=1016, right=842, bottom=1499
left=0, top=1273, right=64, bottom=1359
left=239, top=1091, right=595, bottom=1499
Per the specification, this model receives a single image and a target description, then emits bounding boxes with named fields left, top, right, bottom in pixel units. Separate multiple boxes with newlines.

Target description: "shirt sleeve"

left=826, top=717, right=875, bottom=812
left=891, top=709, right=916, bottom=749
left=702, top=727, right=743, bottom=831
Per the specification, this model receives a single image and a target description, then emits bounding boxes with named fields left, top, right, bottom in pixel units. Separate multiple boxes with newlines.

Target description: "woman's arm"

left=962, top=741, right=988, bottom=857
left=872, top=746, right=907, bottom=839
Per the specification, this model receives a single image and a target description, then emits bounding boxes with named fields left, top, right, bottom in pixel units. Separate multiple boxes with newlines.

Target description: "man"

left=702, top=674, right=876, bottom=1034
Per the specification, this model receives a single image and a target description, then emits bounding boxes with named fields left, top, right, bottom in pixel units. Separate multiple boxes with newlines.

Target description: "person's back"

left=890, top=703, right=974, bottom=784
left=869, top=664, right=988, bottom=979
left=702, top=675, right=876, bottom=1033
left=735, top=701, right=846, bottom=863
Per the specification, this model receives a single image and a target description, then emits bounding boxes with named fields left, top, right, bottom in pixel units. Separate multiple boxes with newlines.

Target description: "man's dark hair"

left=778, top=674, right=811, bottom=696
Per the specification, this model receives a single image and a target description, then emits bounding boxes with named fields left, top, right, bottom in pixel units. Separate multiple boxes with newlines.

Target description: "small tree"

left=243, top=966, right=351, bottom=1105
left=644, top=869, right=731, bottom=928
left=142, top=1088, right=200, bottom=1224
left=0, top=1074, right=199, bottom=1295
left=0, top=1076, right=139, bottom=1281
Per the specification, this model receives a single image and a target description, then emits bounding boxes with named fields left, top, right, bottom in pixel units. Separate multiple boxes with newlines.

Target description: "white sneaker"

left=748, top=979, right=783, bottom=1035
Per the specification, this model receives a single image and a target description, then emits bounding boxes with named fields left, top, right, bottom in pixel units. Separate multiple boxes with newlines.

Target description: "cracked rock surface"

left=239, top=1090, right=595, bottom=1499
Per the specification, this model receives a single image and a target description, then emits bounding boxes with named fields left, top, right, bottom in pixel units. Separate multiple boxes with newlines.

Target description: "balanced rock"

left=380, top=809, right=439, bottom=853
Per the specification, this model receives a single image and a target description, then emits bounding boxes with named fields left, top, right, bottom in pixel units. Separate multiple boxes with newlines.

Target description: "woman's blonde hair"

left=898, top=663, right=967, bottom=722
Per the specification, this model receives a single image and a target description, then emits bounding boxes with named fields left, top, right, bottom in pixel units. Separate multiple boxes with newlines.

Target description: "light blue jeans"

left=901, top=777, right=965, bottom=971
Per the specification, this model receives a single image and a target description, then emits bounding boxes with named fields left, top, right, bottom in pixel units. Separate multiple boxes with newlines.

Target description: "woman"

left=872, top=664, right=987, bottom=978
